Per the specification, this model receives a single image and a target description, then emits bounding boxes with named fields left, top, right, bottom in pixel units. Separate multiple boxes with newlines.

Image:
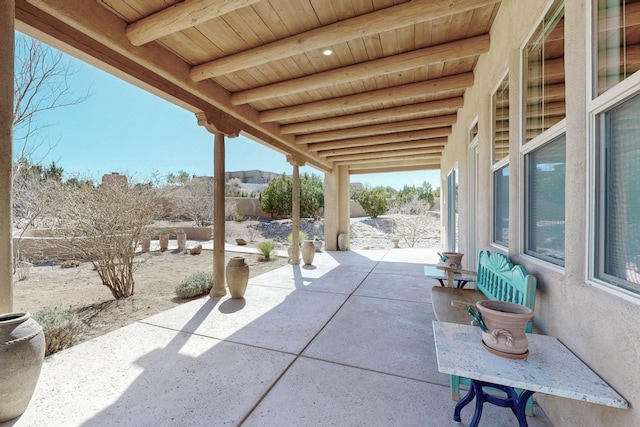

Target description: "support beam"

left=190, top=0, right=500, bottom=80
left=295, top=116, right=457, bottom=144
left=324, top=166, right=350, bottom=251
left=308, top=128, right=451, bottom=152
left=126, top=0, right=261, bottom=46
left=18, top=0, right=331, bottom=172
left=275, top=96, right=465, bottom=133
left=325, top=146, right=444, bottom=163
left=262, top=82, right=465, bottom=124
left=287, top=155, right=305, bottom=264
left=318, top=139, right=447, bottom=158
left=0, top=0, right=14, bottom=313
left=230, top=35, right=489, bottom=105
left=210, top=132, right=227, bottom=297
left=349, top=163, right=440, bottom=174
left=334, top=154, right=441, bottom=166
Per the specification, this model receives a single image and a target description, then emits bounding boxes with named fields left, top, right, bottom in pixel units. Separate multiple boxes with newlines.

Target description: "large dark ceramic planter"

left=0, top=312, right=45, bottom=422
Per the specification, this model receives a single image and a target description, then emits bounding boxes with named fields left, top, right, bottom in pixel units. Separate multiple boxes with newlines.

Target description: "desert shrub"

left=175, top=271, right=213, bottom=299
left=287, top=231, right=308, bottom=245
left=32, top=309, right=84, bottom=356
left=257, top=240, right=276, bottom=260
left=353, top=187, right=389, bottom=218
left=259, top=172, right=324, bottom=218
left=234, top=213, right=245, bottom=222
left=47, top=179, right=161, bottom=299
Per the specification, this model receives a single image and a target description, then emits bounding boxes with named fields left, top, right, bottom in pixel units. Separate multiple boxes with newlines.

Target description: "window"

left=493, top=165, right=509, bottom=247
left=494, top=75, right=510, bottom=163
left=447, top=168, right=459, bottom=252
left=492, top=73, right=510, bottom=247
left=524, top=134, right=566, bottom=265
left=523, top=0, right=565, bottom=142
left=595, top=0, right=640, bottom=96
left=594, top=91, right=640, bottom=293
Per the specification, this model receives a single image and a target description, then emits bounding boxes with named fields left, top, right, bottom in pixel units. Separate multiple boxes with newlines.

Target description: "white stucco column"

left=0, top=1, right=15, bottom=313
left=287, top=155, right=305, bottom=264
left=323, top=165, right=350, bottom=251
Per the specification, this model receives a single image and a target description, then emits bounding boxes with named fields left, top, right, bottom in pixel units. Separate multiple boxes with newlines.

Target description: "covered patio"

left=2, top=1, right=640, bottom=426
left=4, top=248, right=552, bottom=426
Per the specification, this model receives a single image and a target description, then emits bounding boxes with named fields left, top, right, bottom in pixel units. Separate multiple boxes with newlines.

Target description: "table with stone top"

left=432, top=321, right=628, bottom=427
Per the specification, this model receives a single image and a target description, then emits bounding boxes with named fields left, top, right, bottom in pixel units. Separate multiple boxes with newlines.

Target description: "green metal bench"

left=430, top=250, right=537, bottom=408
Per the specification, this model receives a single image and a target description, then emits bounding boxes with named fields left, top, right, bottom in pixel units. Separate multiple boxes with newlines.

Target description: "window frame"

left=491, top=71, right=511, bottom=249
left=518, top=0, right=567, bottom=268
left=588, top=74, right=640, bottom=299
left=587, top=0, right=640, bottom=300
left=522, top=129, right=567, bottom=266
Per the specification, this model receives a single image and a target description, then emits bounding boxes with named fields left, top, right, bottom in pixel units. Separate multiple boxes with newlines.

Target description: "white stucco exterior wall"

left=439, top=1, right=640, bottom=425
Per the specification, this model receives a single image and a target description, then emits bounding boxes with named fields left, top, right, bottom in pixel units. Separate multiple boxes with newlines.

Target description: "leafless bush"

left=392, top=198, right=434, bottom=248
left=45, top=179, right=161, bottom=299
left=171, top=178, right=213, bottom=227
left=246, top=222, right=262, bottom=242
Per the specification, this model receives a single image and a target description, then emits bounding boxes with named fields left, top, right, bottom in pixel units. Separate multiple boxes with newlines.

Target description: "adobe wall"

left=439, top=1, right=640, bottom=425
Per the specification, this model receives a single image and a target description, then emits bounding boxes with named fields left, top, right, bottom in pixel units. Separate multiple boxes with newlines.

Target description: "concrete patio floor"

left=3, top=248, right=554, bottom=427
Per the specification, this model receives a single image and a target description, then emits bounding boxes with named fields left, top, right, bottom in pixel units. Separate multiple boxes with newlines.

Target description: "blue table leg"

left=452, top=380, right=535, bottom=427
left=453, top=382, right=476, bottom=422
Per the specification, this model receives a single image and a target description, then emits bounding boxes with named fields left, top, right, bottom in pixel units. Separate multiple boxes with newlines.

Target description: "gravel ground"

left=253, top=213, right=441, bottom=250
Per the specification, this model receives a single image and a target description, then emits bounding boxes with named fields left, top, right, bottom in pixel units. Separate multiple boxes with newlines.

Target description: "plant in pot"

left=312, top=236, right=323, bottom=252
left=287, top=231, right=308, bottom=262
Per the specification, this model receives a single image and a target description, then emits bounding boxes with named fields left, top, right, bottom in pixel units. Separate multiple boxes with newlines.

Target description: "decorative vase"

left=159, top=234, right=169, bottom=252
left=337, top=233, right=348, bottom=251
left=140, top=238, right=151, bottom=252
left=390, top=237, right=400, bottom=248
left=226, top=256, right=249, bottom=298
left=476, top=300, right=533, bottom=356
left=0, top=312, right=46, bottom=422
left=441, top=252, right=464, bottom=269
left=313, top=240, right=323, bottom=252
left=301, top=240, right=315, bottom=265
left=176, top=232, right=187, bottom=250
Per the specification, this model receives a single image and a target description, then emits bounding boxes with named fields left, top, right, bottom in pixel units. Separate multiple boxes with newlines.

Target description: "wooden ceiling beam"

left=349, top=163, right=440, bottom=175
left=19, top=0, right=331, bottom=172
left=230, top=35, right=489, bottom=105
left=336, top=154, right=441, bottom=166
left=190, top=0, right=501, bottom=80
left=263, top=73, right=470, bottom=123
left=276, top=96, right=464, bottom=134
left=318, top=138, right=447, bottom=158
left=296, top=116, right=456, bottom=144
left=326, top=147, right=444, bottom=163
left=126, top=0, right=261, bottom=46
left=309, top=128, right=451, bottom=152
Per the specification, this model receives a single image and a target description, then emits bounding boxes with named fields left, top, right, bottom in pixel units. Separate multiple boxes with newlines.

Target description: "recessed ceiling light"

left=322, top=49, right=333, bottom=56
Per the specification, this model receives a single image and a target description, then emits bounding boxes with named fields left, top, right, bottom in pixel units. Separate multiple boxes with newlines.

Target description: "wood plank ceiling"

left=15, top=0, right=501, bottom=174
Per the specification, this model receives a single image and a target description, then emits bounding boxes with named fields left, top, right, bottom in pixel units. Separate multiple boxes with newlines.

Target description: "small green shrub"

left=234, top=214, right=245, bottom=222
left=287, top=231, right=308, bottom=245
left=175, top=271, right=213, bottom=299
left=32, top=309, right=84, bottom=356
left=257, top=240, right=276, bottom=260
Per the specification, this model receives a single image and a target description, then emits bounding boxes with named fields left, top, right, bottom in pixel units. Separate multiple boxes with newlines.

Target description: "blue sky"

left=19, top=39, right=440, bottom=190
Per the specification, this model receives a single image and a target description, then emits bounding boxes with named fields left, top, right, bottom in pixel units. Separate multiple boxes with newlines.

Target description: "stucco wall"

left=439, top=1, right=639, bottom=425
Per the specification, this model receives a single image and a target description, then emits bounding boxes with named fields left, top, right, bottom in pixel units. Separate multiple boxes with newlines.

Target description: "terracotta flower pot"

left=226, top=256, right=249, bottom=298
left=0, top=312, right=46, bottom=422
left=442, top=252, right=464, bottom=269
left=476, top=300, right=533, bottom=356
